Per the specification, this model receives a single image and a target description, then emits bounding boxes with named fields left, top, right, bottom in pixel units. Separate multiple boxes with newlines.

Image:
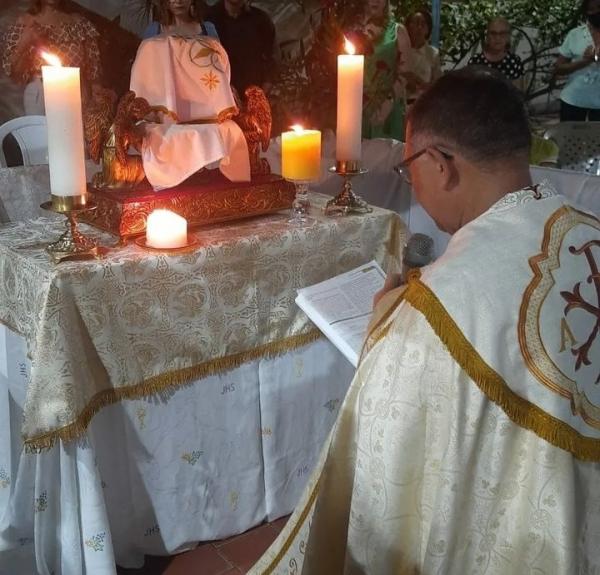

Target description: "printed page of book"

left=296, top=261, right=386, bottom=367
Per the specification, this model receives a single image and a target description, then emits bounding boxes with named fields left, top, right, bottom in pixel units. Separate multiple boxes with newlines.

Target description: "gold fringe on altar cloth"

left=23, top=329, right=322, bottom=453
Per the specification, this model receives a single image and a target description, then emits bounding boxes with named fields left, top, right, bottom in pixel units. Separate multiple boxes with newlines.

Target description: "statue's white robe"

left=250, top=183, right=600, bottom=575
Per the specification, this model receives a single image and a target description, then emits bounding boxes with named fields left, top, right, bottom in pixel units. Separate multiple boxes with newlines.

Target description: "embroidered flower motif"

left=0, top=469, right=10, bottom=489
left=84, top=531, right=106, bottom=552
left=323, top=398, right=340, bottom=413
left=202, top=70, right=219, bottom=91
left=35, top=491, right=48, bottom=513
left=531, top=508, right=552, bottom=529
left=181, top=450, right=203, bottom=465
left=294, top=357, right=304, bottom=378
left=136, top=406, right=147, bottom=430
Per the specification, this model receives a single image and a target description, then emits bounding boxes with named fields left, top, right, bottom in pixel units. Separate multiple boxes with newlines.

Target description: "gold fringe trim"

left=405, top=279, right=600, bottom=462
left=23, top=330, right=322, bottom=453
left=259, top=476, right=321, bottom=574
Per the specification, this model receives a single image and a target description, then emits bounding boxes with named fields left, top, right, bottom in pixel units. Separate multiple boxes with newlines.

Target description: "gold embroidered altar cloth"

left=0, top=194, right=405, bottom=450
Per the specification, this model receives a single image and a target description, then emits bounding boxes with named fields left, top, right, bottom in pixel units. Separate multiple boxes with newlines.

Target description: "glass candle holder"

left=287, top=180, right=312, bottom=225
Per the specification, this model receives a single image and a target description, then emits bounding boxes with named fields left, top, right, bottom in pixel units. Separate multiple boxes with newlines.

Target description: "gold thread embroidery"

left=519, top=206, right=574, bottom=398
left=518, top=206, right=600, bottom=425
left=405, top=279, right=600, bottom=462
left=559, top=317, right=579, bottom=353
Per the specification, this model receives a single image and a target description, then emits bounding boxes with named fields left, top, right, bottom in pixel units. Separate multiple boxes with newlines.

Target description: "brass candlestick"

left=41, top=195, right=102, bottom=263
left=324, top=160, right=372, bottom=216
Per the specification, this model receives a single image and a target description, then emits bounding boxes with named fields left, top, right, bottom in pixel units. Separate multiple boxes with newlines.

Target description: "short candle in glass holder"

left=281, top=125, right=321, bottom=224
left=146, top=209, right=188, bottom=249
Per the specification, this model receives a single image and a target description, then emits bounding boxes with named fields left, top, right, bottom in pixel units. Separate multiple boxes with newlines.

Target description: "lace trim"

left=488, top=180, right=558, bottom=214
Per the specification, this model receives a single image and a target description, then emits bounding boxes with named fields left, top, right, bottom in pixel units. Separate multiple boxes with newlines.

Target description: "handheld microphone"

left=402, top=233, right=434, bottom=279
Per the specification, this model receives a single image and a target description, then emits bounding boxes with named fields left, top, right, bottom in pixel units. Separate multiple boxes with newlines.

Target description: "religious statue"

left=233, top=85, right=272, bottom=176
left=84, top=88, right=176, bottom=189
left=83, top=33, right=273, bottom=189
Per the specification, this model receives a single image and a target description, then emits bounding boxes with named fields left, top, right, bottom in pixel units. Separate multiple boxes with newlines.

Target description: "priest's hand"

left=373, top=272, right=402, bottom=308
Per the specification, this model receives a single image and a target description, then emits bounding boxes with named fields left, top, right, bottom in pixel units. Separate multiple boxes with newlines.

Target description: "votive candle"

left=146, top=209, right=188, bottom=249
left=281, top=125, right=321, bottom=181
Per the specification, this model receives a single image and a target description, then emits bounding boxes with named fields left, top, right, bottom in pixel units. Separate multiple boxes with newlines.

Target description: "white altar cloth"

left=0, top=187, right=403, bottom=574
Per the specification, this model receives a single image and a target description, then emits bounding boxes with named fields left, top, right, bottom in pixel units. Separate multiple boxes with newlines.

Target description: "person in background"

left=1, top=0, right=101, bottom=115
left=529, top=134, right=559, bottom=167
left=358, top=0, right=412, bottom=141
left=405, top=8, right=442, bottom=105
left=468, top=17, right=524, bottom=86
left=554, top=0, right=600, bottom=121
left=143, top=0, right=218, bottom=39
left=250, top=67, right=600, bottom=575
left=207, top=0, right=276, bottom=96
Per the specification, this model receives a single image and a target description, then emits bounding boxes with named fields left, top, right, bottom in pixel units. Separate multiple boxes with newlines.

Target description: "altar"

left=0, top=192, right=405, bottom=574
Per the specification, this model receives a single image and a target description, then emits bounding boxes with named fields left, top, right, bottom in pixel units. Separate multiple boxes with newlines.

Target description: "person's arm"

left=2, top=16, right=42, bottom=83
left=390, top=23, right=415, bottom=102
left=395, top=23, right=412, bottom=76
left=555, top=28, right=594, bottom=76
left=555, top=48, right=595, bottom=76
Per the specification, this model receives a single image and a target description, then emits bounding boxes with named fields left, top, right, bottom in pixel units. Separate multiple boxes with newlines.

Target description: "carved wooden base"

left=80, top=171, right=296, bottom=241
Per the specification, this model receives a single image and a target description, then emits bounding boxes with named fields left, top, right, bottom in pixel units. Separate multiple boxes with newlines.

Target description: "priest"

left=250, top=68, right=600, bottom=574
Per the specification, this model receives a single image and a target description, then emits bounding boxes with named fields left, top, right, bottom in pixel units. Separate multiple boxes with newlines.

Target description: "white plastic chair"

left=544, top=121, right=600, bottom=175
left=0, top=115, right=48, bottom=168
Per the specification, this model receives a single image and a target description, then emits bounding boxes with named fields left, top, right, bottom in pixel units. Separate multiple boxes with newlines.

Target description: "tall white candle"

left=336, top=38, right=364, bottom=162
left=41, top=52, right=87, bottom=202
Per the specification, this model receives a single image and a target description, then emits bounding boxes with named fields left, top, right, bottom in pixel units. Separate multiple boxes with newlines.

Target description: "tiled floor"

left=117, top=516, right=288, bottom=574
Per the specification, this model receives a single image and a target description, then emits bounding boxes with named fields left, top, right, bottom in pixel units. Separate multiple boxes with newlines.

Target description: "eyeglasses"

left=394, top=146, right=453, bottom=184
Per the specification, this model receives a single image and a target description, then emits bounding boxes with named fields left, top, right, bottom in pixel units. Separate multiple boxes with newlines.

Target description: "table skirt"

left=0, top=324, right=354, bottom=574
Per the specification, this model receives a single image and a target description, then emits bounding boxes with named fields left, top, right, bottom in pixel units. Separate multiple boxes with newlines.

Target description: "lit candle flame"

left=344, top=37, right=356, bottom=56
left=41, top=51, right=62, bottom=67
left=291, top=124, right=304, bottom=133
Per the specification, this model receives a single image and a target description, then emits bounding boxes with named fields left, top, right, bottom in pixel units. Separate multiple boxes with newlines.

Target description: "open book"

left=295, top=261, right=386, bottom=367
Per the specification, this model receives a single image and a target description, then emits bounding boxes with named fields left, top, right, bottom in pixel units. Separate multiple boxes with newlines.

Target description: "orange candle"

left=281, top=125, right=321, bottom=181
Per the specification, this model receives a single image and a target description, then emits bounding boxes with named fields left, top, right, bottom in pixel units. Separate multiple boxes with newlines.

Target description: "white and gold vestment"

left=251, top=182, right=600, bottom=574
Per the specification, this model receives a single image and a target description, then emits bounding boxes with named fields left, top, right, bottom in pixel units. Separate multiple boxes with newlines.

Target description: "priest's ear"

left=427, top=147, right=458, bottom=191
